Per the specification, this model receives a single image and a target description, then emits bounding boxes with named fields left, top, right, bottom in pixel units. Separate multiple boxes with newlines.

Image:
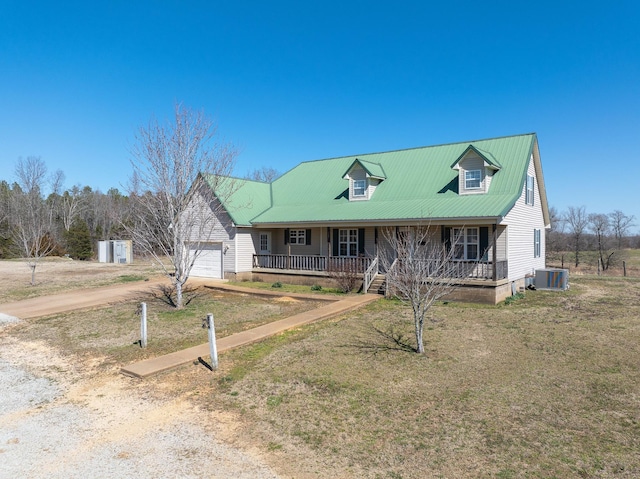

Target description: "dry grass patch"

left=8, top=287, right=325, bottom=368
left=208, top=276, right=640, bottom=478
left=0, top=257, right=163, bottom=302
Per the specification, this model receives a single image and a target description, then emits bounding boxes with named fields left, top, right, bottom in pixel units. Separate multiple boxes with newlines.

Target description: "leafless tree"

left=60, top=185, right=87, bottom=232
left=546, top=206, right=566, bottom=253
left=564, top=206, right=589, bottom=267
left=10, top=156, right=58, bottom=285
left=588, top=213, right=612, bottom=271
left=245, top=166, right=280, bottom=182
left=126, top=103, right=239, bottom=308
left=379, top=224, right=477, bottom=354
left=609, top=210, right=635, bottom=249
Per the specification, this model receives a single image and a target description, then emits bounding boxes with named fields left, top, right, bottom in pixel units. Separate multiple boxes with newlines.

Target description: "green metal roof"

left=214, top=133, right=540, bottom=225
left=204, top=175, right=272, bottom=226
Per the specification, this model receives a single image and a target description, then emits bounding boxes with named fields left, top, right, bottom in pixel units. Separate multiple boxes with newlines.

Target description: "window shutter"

left=332, top=229, right=339, bottom=256
left=442, top=226, right=451, bottom=251
left=305, top=229, right=312, bottom=245
left=358, top=228, right=365, bottom=255
left=284, top=229, right=289, bottom=245
left=480, top=227, right=489, bottom=261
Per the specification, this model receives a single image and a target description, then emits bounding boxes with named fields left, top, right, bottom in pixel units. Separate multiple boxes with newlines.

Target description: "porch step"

left=367, top=274, right=386, bottom=295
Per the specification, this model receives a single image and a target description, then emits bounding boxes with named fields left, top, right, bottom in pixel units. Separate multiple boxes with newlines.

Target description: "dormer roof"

left=342, top=159, right=386, bottom=180
left=450, top=145, right=502, bottom=171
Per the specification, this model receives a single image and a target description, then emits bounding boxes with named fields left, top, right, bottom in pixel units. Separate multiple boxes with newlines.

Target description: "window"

left=526, top=175, right=535, bottom=205
left=452, top=227, right=479, bottom=260
left=534, top=229, right=541, bottom=258
left=339, top=229, right=359, bottom=256
left=465, top=170, right=482, bottom=189
left=353, top=179, right=366, bottom=197
left=289, top=229, right=306, bottom=245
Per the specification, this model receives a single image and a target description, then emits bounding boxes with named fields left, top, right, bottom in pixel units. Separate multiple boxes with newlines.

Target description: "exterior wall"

left=348, top=166, right=368, bottom=201
left=270, top=228, right=325, bottom=256
left=234, top=227, right=256, bottom=273
left=458, top=155, right=488, bottom=195
left=185, top=189, right=237, bottom=275
left=501, top=155, right=546, bottom=281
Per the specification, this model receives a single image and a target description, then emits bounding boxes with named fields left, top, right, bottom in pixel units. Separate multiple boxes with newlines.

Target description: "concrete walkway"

left=121, top=288, right=380, bottom=379
left=0, top=276, right=380, bottom=380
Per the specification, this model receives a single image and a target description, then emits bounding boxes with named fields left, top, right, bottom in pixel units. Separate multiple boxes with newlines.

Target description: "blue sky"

left=2, top=1, right=639, bottom=231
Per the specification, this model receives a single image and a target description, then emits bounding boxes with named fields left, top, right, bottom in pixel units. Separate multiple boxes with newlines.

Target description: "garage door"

left=190, top=243, right=223, bottom=278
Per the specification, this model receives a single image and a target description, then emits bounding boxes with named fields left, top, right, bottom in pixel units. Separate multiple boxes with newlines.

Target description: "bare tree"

left=10, top=156, right=58, bottom=284
left=60, top=185, right=87, bottom=232
left=609, top=210, right=635, bottom=249
left=546, top=206, right=566, bottom=253
left=126, top=103, right=238, bottom=308
left=245, top=166, right=280, bottom=182
left=588, top=213, right=612, bottom=271
left=564, top=206, right=589, bottom=267
left=379, top=224, right=477, bottom=354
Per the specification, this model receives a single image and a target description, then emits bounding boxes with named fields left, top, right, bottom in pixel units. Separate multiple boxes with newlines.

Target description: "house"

left=189, top=133, right=550, bottom=304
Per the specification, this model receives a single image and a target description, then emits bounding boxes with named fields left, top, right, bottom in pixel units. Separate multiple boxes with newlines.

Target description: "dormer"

left=451, top=145, right=501, bottom=195
left=342, top=159, right=386, bottom=201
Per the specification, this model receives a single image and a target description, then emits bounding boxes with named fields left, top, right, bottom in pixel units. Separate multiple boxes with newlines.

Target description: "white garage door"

left=190, top=243, right=223, bottom=278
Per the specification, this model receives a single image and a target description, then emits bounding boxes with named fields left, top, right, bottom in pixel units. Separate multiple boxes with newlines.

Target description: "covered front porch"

left=251, top=225, right=508, bottom=289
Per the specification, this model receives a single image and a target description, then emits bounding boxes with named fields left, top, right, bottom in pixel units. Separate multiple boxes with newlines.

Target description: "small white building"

left=98, top=240, right=133, bottom=264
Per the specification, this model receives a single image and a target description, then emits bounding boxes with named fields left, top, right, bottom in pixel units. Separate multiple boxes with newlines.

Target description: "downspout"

left=234, top=229, right=238, bottom=274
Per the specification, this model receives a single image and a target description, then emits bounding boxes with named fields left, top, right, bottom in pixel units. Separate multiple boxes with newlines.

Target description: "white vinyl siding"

left=458, top=156, right=487, bottom=195
left=234, top=228, right=256, bottom=273
left=185, top=189, right=239, bottom=277
left=501, top=156, right=546, bottom=280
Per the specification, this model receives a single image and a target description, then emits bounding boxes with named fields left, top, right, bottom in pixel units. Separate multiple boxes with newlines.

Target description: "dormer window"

left=451, top=145, right=501, bottom=196
left=342, top=158, right=386, bottom=202
left=465, top=170, right=481, bottom=189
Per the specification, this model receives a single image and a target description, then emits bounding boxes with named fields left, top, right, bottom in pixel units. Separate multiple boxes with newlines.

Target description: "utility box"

left=535, top=268, right=569, bottom=291
left=98, top=240, right=133, bottom=264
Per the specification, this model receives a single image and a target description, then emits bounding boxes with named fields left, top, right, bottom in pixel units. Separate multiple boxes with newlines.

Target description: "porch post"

left=492, top=224, right=497, bottom=281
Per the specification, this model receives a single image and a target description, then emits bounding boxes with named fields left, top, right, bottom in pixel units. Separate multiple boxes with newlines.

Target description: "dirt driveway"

left=0, top=259, right=282, bottom=478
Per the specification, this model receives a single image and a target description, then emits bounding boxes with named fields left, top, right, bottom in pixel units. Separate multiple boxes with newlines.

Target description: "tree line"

left=1, top=156, right=131, bottom=265
left=547, top=206, right=637, bottom=270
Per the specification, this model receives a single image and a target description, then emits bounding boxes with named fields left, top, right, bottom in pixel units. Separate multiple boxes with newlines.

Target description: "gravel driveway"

left=0, top=311, right=281, bottom=478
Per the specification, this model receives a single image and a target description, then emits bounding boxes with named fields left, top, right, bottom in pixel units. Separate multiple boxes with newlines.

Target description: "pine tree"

left=65, top=219, right=93, bottom=260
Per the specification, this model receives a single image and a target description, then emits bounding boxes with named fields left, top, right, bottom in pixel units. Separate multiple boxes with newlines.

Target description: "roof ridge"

left=297, top=132, right=537, bottom=164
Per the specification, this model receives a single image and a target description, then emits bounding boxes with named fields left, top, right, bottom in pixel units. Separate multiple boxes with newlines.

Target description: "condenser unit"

left=535, top=268, right=569, bottom=291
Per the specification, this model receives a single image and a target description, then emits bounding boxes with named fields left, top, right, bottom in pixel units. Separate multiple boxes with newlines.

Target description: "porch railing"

left=362, top=256, right=379, bottom=293
left=253, top=254, right=372, bottom=273
left=252, top=254, right=507, bottom=281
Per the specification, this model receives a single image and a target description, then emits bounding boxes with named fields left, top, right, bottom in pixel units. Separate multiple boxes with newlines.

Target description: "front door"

left=259, top=232, right=271, bottom=254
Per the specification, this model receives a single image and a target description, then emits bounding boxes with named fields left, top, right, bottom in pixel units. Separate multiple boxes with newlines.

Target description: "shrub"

left=327, top=259, right=361, bottom=293
left=271, top=281, right=282, bottom=288
left=311, top=284, right=322, bottom=291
